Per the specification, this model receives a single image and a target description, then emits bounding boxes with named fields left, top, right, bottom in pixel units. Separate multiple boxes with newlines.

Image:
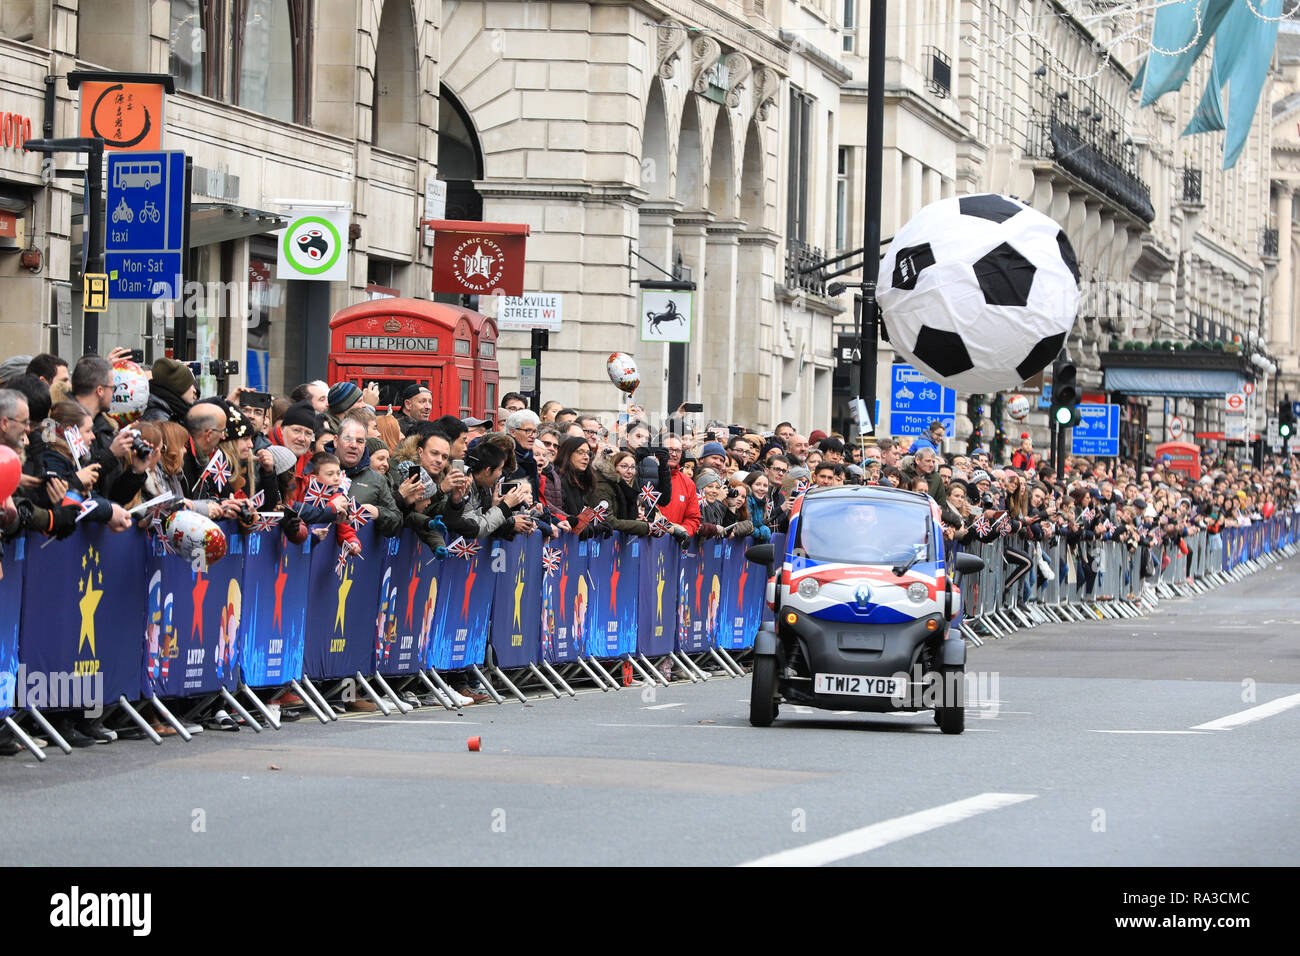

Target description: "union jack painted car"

left=745, top=485, right=984, bottom=734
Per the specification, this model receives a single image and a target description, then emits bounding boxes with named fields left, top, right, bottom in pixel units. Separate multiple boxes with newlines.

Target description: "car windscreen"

left=795, top=497, right=932, bottom=566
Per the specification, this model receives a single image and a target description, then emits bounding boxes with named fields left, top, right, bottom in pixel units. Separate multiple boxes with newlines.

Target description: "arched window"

left=373, top=0, right=419, bottom=154
left=228, top=0, right=311, bottom=124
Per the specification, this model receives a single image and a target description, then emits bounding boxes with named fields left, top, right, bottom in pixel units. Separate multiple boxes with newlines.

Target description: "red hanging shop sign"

left=423, top=219, right=530, bottom=297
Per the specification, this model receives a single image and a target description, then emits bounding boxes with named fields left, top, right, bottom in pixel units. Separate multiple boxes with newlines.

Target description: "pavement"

left=1, top=554, right=1297, bottom=867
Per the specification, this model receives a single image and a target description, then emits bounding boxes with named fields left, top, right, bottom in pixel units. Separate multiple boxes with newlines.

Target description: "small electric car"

left=746, top=485, right=984, bottom=734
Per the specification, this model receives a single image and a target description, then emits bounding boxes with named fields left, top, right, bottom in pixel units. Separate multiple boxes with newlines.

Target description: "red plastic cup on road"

left=467, top=736, right=481, bottom=752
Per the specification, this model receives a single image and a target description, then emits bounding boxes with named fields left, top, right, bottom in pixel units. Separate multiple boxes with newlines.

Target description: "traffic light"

left=1050, top=359, right=1081, bottom=428
left=1281, top=395, right=1296, bottom=445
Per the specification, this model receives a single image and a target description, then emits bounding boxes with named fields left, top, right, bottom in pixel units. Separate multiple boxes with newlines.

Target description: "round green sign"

left=283, top=215, right=342, bottom=276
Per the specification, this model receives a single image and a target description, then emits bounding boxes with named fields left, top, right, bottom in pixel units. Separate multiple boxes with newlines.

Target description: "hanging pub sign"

left=423, top=219, right=529, bottom=297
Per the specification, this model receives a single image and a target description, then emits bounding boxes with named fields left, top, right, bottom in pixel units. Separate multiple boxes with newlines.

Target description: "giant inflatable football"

left=877, top=194, right=1080, bottom=392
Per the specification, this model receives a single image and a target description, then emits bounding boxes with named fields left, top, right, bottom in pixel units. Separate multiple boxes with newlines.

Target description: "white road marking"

left=355, top=719, right=480, bottom=725
left=739, top=792, right=1037, bottom=867
left=645, top=703, right=687, bottom=710
left=1089, top=730, right=1210, bottom=735
left=597, top=722, right=748, bottom=729
left=1191, top=692, right=1300, bottom=731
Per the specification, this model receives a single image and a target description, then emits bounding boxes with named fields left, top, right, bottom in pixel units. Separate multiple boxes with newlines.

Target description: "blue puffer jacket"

left=746, top=495, right=772, bottom=542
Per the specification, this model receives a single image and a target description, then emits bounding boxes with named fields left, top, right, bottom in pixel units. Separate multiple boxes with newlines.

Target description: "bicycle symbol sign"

left=105, top=150, right=186, bottom=300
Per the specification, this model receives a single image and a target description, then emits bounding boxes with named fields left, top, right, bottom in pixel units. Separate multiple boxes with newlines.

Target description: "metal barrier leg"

left=24, top=706, right=72, bottom=754
left=624, top=653, right=660, bottom=686
left=289, top=679, right=332, bottom=723
left=416, top=671, right=459, bottom=711
left=118, top=696, right=162, bottom=744
left=352, top=673, right=393, bottom=716
left=4, top=715, right=45, bottom=761
left=219, top=686, right=263, bottom=731
left=639, top=654, right=671, bottom=686
left=709, top=647, right=742, bottom=677
left=241, top=683, right=281, bottom=729
left=150, top=696, right=193, bottom=740
left=572, top=656, right=610, bottom=692
left=527, top=662, right=563, bottom=699
left=298, top=676, right=337, bottom=719
left=371, top=672, right=413, bottom=713
left=469, top=664, right=506, bottom=704
left=491, top=666, right=530, bottom=704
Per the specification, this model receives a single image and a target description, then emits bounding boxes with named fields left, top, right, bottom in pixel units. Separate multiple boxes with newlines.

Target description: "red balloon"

left=0, top=445, right=20, bottom=502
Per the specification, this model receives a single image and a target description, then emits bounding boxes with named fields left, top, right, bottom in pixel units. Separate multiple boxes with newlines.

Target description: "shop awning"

left=189, top=203, right=286, bottom=246
left=1103, top=366, right=1246, bottom=397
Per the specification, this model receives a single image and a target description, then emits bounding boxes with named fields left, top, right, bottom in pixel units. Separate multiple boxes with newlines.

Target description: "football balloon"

left=107, top=358, right=150, bottom=426
left=606, top=352, right=639, bottom=394
left=165, top=510, right=228, bottom=567
left=877, top=194, right=1080, bottom=392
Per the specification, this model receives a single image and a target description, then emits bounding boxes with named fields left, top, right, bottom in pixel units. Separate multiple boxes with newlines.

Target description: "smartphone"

left=682, top=402, right=704, bottom=413
left=728, top=425, right=745, bottom=436
left=128, top=348, right=145, bottom=364
left=450, top=459, right=465, bottom=474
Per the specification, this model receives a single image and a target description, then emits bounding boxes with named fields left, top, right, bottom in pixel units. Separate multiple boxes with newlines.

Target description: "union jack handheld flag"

left=75, top=498, right=100, bottom=523
left=973, top=515, right=992, bottom=537
left=573, top=502, right=609, bottom=535
left=541, top=547, right=562, bottom=576
left=335, top=545, right=351, bottom=579
left=447, top=536, right=480, bottom=560
left=253, top=512, right=281, bottom=533
left=63, top=427, right=89, bottom=463
left=638, top=483, right=661, bottom=511
left=247, top=490, right=265, bottom=510
left=793, top=479, right=812, bottom=500
left=346, top=498, right=370, bottom=527
left=995, top=512, right=1012, bottom=536
left=203, top=449, right=232, bottom=492
left=305, top=477, right=332, bottom=507
left=1079, top=506, right=1095, bottom=524
left=651, top=514, right=674, bottom=536
left=337, top=475, right=352, bottom=495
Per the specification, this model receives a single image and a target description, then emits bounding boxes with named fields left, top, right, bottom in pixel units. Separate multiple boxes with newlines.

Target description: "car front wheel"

left=936, top=664, right=964, bottom=735
left=749, top=654, right=779, bottom=727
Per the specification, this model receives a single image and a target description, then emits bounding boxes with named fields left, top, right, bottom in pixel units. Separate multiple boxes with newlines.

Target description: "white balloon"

left=606, top=352, right=640, bottom=394
left=108, top=359, right=150, bottom=426
left=877, top=194, right=1079, bottom=392
left=165, top=510, right=228, bottom=567
left=1006, top=393, right=1030, bottom=421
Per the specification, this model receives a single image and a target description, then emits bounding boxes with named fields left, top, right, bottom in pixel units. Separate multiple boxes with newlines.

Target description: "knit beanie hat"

left=269, top=445, right=298, bottom=475
left=280, top=400, right=317, bottom=431
left=151, top=357, right=196, bottom=396
left=365, top=437, right=387, bottom=455
left=328, top=381, right=362, bottom=415
left=695, top=469, right=723, bottom=491
left=699, top=441, right=726, bottom=460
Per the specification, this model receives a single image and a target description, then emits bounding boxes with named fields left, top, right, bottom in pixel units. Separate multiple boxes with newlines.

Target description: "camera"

left=185, top=359, right=240, bottom=378
left=726, top=486, right=742, bottom=500
left=128, top=430, right=154, bottom=460
left=980, top=492, right=995, bottom=508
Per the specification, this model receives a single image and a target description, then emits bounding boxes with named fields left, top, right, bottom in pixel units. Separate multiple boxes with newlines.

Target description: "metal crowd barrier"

left=957, top=513, right=1300, bottom=642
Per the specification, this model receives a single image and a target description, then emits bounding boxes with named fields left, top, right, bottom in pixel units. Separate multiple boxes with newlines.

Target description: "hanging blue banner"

left=428, top=544, right=493, bottom=671
left=145, top=526, right=242, bottom=697
left=584, top=533, right=637, bottom=659
left=238, top=529, right=310, bottom=688
left=304, top=525, right=384, bottom=680
left=378, top=531, right=441, bottom=676
left=541, top=533, right=587, bottom=664
left=637, top=534, right=678, bottom=657
left=21, top=524, right=146, bottom=708
left=491, top=534, right=542, bottom=670
left=0, top=535, right=25, bottom=719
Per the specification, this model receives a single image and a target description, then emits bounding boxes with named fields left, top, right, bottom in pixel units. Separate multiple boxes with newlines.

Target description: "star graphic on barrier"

left=461, top=245, right=495, bottom=280
left=192, top=572, right=209, bottom=644
left=335, top=568, right=353, bottom=634
left=78, top=572, right=102, bottom=656
left=273, top=561, right=287, bottom=632
left=513, top=566, right=525, bottom=631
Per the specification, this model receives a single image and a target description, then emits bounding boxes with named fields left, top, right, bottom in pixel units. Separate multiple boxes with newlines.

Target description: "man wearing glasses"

left=578, top=415, right=603, bottom=455
left=534, top=424, right=563, bottom=510
left=765, top=454, right=790, bottom=515
left=70, top=352, right=147, bottom=505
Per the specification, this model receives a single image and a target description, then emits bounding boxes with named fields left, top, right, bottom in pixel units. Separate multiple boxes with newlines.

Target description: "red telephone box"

left=461, top=310, right=500, bottom=416
left=1152, top=441, right=1202, bottom=481
left=327, top=298, right=499, bottom=420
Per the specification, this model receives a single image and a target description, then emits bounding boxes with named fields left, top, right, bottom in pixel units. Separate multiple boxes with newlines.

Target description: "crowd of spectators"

left=2, top=348, right=1297, bottom=740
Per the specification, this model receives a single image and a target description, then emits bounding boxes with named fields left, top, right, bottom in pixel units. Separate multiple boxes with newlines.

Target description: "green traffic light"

left=1054, top=405, right=1073, bottom=425
left=1283, top=423, right=1294, bottom=438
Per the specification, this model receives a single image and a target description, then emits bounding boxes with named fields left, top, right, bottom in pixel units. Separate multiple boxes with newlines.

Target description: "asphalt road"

left=2, top=555, right=1298, bottom=867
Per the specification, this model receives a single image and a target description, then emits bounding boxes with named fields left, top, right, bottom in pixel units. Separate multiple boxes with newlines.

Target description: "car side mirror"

left=746, top=543, right=774, bottom=566
left=954, top=552, right=985, bottom=576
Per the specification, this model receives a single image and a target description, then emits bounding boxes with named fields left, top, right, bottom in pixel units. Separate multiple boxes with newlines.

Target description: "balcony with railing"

left=784, top=238, right=829, bottom=296
left=1026, top=95, right=1154, bottom=223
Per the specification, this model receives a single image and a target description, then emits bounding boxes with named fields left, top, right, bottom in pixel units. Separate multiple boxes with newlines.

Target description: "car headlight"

left=797, top=578, right=820, bottom=599
left=907, top=582, right=928, bottom=603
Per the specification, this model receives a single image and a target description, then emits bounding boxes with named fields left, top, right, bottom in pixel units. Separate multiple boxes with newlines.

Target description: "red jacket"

left=659, top=466, right=701, bottom=535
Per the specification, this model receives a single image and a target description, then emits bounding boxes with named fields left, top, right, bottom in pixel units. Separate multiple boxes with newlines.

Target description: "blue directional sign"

left=888, top=363, right=956, bottom=437
left=1038, top=384, right=1052, bottom=409
left=1070, top=403, right=1121, bottom=457
left=105, top=150, right=185, bottom=300
left=1293, top=401, right=1300, bottom=419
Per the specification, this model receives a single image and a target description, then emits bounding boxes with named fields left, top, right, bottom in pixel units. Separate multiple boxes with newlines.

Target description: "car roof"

left=803, top=484, right=932, bottom=506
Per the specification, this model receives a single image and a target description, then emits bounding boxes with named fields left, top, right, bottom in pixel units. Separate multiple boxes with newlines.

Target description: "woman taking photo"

left=718, top=476, right=755, bottom=538
left=553, top=435, right=597, bottom=523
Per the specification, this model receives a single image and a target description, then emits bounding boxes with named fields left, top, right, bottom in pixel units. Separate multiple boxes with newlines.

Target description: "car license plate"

left=814, top=673, right=904, bottom=697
